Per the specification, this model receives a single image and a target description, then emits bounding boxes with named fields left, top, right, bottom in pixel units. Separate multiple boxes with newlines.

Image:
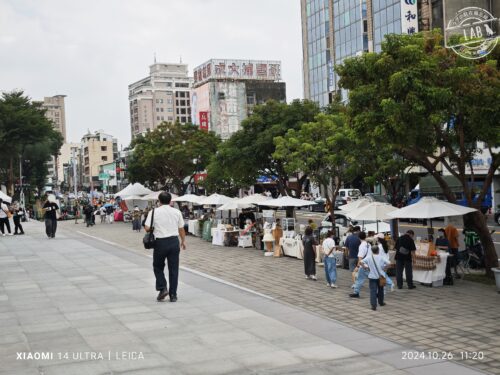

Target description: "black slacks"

left=45, top=218, right=57, bottom=238
left=153, top=237, right=180, bottom=296
left=396, top=258, right=414, bottom=288
left=0, top=217, right=11, bottom=234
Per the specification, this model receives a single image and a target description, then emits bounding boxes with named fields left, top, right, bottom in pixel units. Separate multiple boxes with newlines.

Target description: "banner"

left=199, top=111, right=209, bottom=131
left=401, top=0, right=418, bottom=35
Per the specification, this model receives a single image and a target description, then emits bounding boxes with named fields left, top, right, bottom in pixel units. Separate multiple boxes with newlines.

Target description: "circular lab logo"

left=446, top=7, right=498, bottom=60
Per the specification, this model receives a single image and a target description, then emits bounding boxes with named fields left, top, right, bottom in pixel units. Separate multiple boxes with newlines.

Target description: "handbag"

left=399, top=246, right=410, bottom=255
left=142, top=209, right=156, bottom=249
left=372, top=254, right=387, bottom=287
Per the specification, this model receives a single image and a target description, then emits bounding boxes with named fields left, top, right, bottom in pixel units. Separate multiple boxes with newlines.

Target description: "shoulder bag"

left=371, top=253, right=387, bottom=287
left=143, top=209, right=156, bottom=249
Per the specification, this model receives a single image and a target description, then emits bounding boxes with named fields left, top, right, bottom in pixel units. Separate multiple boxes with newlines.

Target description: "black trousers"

left=0, top=217, right=11, bottom=234
left=13, top=216, right=24, bottom=234
left=153, top=237, right=180, bottom=296
left=396, top=258, right=414, bottom=288
left=45, top=218, right=57, bottom=238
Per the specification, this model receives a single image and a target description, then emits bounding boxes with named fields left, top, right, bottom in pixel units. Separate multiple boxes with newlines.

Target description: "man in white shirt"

left=144, top=192, right=186, bottom=302
left=0, top=199, right=13, bottom=236
left=350, top=231, right=371, bottom=298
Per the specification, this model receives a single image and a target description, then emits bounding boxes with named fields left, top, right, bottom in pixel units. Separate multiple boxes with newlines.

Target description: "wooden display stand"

left=273, top=227, right=283, bottom=257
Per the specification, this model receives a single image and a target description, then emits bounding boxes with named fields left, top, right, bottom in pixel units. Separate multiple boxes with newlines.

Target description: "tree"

left=274, top=113, right=358, bottom=220
left=0, top=91, right=63, bottom=196
left=127, top=122, right=220, bottom=193
left=206, top=100, right=320, bottom=196
left=336, top=31, right=500, bottom=275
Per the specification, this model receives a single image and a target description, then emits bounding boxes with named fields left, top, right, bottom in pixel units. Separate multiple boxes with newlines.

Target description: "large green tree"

left=274, top=113, right=358, bottom=220
left=127, top=122, right=220, bottom=193
left=0, top=91, right=63, bottom=196
left=206, top=100, right=320, bottom=196
left=336, top=31, right=500, bottom=275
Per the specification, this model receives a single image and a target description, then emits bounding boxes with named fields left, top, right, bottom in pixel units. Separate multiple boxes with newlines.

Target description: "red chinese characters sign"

left=194, top=173, right=208, bottom=184
left=199, top=111, right=209, bottom=131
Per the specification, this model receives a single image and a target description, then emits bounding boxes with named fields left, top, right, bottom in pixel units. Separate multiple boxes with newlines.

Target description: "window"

left=161, top=108, right=164, bottom=112
left=175, top=82, right=189, bottom=88
left=101, top=156, right=108, bottom=162
left=167, top=108, right=172, bottom=112
left=160, top=99, right=164, bottom=104
left=156, top=108, right=159, bottom=112
left=101, top=146, right=107, bottom=151
left=157, top=116, right=160, bottom=120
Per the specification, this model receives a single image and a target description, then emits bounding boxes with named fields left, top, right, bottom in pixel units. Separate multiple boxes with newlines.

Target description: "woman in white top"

left=322, top=230, right=338, bottom=288
left=375, top=233, right=394, bottom=292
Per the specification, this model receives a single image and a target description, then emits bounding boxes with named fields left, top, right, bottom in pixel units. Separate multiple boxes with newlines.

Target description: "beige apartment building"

left=129, top=63, right=193, bottom=138
left=41, top=95, right=67, bottom=142
left=81, top=130, right=118, bottom=190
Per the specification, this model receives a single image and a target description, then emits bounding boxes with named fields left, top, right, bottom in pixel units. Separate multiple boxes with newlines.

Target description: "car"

left=495, top=208, right=500, bottom=226
left=337, top=189, right=362, bottom=203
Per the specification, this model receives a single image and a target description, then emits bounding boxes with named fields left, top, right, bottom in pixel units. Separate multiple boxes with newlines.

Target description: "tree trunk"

left=463, top=211, right=498, bottom=277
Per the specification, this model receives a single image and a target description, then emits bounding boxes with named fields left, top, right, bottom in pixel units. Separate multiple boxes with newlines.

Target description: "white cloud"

left=0, top=0, right=303, bottom=147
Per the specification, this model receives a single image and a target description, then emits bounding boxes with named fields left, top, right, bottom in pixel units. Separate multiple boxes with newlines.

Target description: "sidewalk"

left=0, top=221, right=491, bottom=374
left=61, top=219, right=500, bottom=374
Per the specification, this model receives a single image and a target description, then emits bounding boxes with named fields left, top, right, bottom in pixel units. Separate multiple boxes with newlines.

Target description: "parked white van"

left=337, top=189, right=362, bottom=202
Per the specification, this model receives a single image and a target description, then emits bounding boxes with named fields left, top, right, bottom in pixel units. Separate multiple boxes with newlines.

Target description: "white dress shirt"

left=144, top=205, right=184, bottom=239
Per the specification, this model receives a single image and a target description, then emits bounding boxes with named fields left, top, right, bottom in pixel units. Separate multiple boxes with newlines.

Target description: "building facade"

left=80, top=130, right=118, bottom=190
left=191, top=59, right=286, bottom=140
left=41, top=95, right=67, bottom=142
left=58, top=143, right=81, bottom=192
left=129, top=63, right=193, bottom=138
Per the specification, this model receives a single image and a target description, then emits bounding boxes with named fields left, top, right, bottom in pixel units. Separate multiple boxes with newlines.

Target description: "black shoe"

left=169, top=295, right=177, bottom=303
left=14, top=233, right=18, bottom=235
left=408, top=285, right=417, bottom=289
left=397, top=286, right=403, bottom=289
left=454, top=274, right=461, bottom=279
left=380, top=302, right=386, bottom=306
left=371, top=306, right=376, bottom=311
left=157, top=289, right=168, bottom=301
left=349, top=293, right=360, bottom=298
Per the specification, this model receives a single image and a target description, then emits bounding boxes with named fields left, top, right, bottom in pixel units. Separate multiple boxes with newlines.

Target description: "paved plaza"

left=0, top=221, right=497, bottom=374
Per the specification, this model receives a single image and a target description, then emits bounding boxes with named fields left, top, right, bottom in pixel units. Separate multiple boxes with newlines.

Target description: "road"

left=278, top=210, right=500, bottom=257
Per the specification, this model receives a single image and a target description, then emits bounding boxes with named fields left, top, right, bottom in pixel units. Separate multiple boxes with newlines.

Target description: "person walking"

left=132, top=207, right=142, bottom=232
left=105, top=205, right=114, bottom=224
left=99, top=205, right=106, bottom=223
left=444, top=222, right=460, bottom=278
left=84, top=205, right=94, bottom=227
left=12, top=203, right=25, bottom=235
left=42, top=196, right=59, bottom=238
left=359, top=244, right=389, bottom=310
left=322, top=230, right=337, bottom=288
left=350, top=231, right=371, bottom=298
left=376, top=233, right=394, bottom=292
left=144, top=192, right=186, bottom=302
left=302, top=226, right=318, bottom=280
left=73, top=203, right=80, bottom=224
left=395, top=230, right=417, bottom=289
left=345, top=226, right=361, bottom=274
left=0, top=198, right=13, bottom=236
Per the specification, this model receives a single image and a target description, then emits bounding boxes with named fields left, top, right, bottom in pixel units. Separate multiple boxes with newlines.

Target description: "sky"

left=0, top=0, right=304, bottom=148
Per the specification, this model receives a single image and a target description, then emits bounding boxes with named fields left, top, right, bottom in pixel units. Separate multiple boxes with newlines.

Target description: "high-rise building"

left=129, top=63, right=193, bottom=138
left=300, top=0, right=460, bottom=104
left=41, top=95, right=67, bottom=142
left=191, top=59, right=286, bottom=140
left=80, top=130, right=118, bottom=190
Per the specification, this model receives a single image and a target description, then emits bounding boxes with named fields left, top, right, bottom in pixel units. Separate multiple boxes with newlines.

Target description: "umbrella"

left=347, top=202, right=397, bottom=233
left=0, top=190, right=12, bottom=203
left=172, top=194, right=203, bottom=204
left=257, top=196, right=317, bottom=208
left=338, top=198, right=370, bottom=212
left=114, top=183, right=152, bottom=198
left=237, top=194, right=273, bottom=205
left=103, top=203, right=113, bottom=208
left=387, top=197, right=477, bottom=219
left=198, top=193, right=233, bottom=206
left=348, top=202, right=397, bottom=222
left=216, top=201, right=253, bottom=211
left=140, top=191, right=178, bottom=201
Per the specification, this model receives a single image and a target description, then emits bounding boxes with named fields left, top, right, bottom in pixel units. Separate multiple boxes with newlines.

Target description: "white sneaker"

left=331, top=284, right=338, bottom=288
left=311, top=275, right=317, bottom=281
left=305, top=275, right=310, bottom=279
left=326, top=283, right=331, bottom=287
left=2, top=234, right=5, bottom=237
left=7, top=233, right=13, bottom=236
left=351, top=284, right=355, bottom=289
left=390, top=284, right=395, bottom=292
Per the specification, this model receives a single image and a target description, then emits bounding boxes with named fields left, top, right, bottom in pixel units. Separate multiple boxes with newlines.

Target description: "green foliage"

left=205, top=100, right=320, bottom=195
left=274, top=112, right=357, bottom=216
left=0, top=91, right=63, bottom=196
left=336, top=30, right=500, bottom=271
left=128, top=122, right=220, bottom=193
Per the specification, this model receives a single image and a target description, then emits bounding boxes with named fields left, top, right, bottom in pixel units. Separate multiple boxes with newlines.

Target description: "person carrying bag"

left=360, top=244, right=389, bottom=311
left=143, top=209, right=155, bottom=249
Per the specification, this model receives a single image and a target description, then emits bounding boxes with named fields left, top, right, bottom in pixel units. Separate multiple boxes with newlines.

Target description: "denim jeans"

left=153, top=237, right=180, bottom=296
left=324, top=256, right=337, bottom=284
left=369, top=278, right=384, bottom=308
left=354, top=266, right=369, bottom=294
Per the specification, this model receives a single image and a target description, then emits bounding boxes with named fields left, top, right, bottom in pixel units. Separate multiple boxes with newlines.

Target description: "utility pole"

left=19, top=154, right=25, bottom=208
left=72, top=148, right=77, bottom=197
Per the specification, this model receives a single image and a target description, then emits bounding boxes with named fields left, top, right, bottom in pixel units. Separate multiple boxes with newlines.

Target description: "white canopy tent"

left=338, top=198, right=370, bottom=212
left=257, top=196, right=317, bottom=208
left=216, top=201, right=253, bottom=211
left=388, top=197, right=477, bottom=219
left=114, top=183, right=152, bottom=198
left=348, top=202, right=397, bottom=222
left=198, top=193, right=234, bottom=206
left=0, top=190, right=12, bottom=203
left=172, top=194, right=203, bottom=204
left=140, top=191, right=178, bottom=201
left=237, top=194, right=273, bottom=205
